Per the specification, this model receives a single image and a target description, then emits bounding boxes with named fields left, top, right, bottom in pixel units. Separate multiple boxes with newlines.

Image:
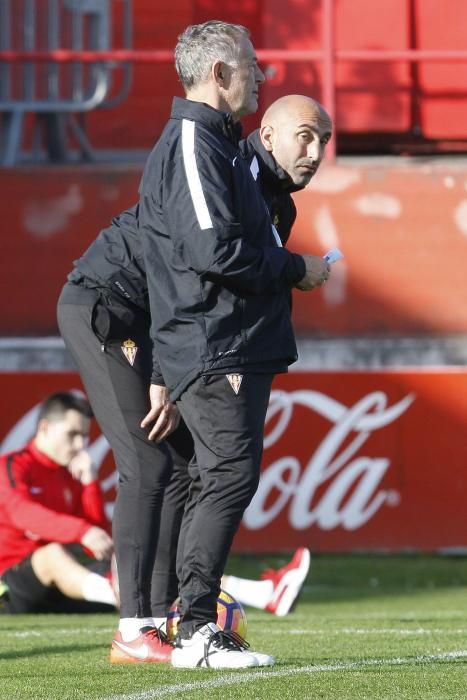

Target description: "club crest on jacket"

left=121, top=339, right=138, bottom=366
left=226, top=374, right=243, bottom=394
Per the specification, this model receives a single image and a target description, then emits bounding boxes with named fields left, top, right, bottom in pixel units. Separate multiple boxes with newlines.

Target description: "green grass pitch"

left=1, top=554, right=467, bottom=699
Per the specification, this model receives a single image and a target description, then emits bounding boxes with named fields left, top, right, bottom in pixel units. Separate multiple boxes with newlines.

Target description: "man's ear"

left=260, top=124, right=274, bottom=152
left=36, top=417, right=49, bottom=437
left=212, top=60, right=226, bottom=86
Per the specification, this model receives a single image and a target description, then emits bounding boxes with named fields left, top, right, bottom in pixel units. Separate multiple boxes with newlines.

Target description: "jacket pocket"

left=90, top=298, right=111, bottom=344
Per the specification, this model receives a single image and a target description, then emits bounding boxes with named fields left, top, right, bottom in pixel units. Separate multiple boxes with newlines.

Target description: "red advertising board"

left=1, top=370, right=466, bottom=553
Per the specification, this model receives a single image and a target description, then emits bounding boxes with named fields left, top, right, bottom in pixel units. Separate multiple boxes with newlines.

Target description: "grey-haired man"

left=138, top=20, right=328, bottom=669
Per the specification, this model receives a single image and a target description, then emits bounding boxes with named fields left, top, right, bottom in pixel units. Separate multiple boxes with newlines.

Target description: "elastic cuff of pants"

left=179, top=619, right=216, bottom=639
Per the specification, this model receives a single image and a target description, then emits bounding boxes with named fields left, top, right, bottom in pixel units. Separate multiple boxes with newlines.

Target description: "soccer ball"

left=167, top=589, right=247, bottom=642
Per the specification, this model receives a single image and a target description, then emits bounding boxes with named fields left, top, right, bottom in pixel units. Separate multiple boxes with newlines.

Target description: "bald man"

left=240, top=94, right=332, bottom=246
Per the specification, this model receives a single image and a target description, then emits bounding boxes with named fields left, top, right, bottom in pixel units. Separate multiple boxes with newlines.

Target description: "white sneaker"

left=171, top=623, right=259, bottom=669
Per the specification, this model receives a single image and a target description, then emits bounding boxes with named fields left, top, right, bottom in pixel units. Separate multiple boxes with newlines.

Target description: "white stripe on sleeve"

left=181, top=119, right=213, bottom=230
left=271, top=224, right=283, bottom=247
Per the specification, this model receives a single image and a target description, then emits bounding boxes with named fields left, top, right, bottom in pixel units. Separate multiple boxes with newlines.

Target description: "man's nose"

left=255, top=64, right=265, bottom=84
left=307, top=140, right=320, bottom=161
left=73, top=435, right=85, bottom=451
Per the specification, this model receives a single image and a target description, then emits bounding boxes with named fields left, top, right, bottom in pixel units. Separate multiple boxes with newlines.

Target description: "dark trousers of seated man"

left=0, top=551, right=112, bottom=614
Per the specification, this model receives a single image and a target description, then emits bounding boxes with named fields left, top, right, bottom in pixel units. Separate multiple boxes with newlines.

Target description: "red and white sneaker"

left=263, top=548, right=311, bottom=617
left=110, top=626, right=173, bottom=664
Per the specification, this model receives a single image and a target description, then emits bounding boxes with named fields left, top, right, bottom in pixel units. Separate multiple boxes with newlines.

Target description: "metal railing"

left=0, top=0, right=132, bottom=165
left=1, top=0, right=467, bottom=162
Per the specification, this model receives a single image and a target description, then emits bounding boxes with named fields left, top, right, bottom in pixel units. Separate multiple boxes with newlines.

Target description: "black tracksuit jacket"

left=70, top=98, right=306, bottom=399
left=239, top=129, right=303, bottom=247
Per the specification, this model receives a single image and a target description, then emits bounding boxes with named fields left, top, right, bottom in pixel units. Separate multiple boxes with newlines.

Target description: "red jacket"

left=0, top=441, right=108, bottom=575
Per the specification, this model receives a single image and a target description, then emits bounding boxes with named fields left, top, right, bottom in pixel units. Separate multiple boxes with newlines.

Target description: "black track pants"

left=57, top=283, right=193, bottom=618
left=175, top=372, right=273, bottom=637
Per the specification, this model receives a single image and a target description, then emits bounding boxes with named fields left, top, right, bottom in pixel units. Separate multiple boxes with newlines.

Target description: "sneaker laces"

left=260, top=568, right=276, bottom=581
left=204, top=629, right=250, bottom=667
left=140, top=625, right=172, bottom=647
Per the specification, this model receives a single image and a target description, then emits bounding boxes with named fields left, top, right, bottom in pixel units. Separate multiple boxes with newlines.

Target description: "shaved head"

left=260, top=94, right=332, bottom=186
left=261, top=94, right=331, bottom=131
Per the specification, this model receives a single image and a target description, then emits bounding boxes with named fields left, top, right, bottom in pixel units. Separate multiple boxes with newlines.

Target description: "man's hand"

left=140, top=384, right=180, bottom=442
left=295, top=255, right=330, bottom=291
left=81, top=526, right=113, bottom=561
left=68, top=451, right=98, bottom=485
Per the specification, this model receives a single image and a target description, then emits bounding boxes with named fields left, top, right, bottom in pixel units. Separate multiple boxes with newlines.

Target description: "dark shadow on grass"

left=0, top=641, right=104, bottom=661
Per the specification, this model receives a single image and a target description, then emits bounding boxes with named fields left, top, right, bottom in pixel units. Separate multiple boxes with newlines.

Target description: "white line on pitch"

left=6, top=626, right=467, bottom=639
left=280, top=627, right=467, bottom=636
left=102, top=650, right=467, bottom=700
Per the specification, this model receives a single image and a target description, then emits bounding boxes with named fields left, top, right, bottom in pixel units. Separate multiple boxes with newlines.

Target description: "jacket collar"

left=171, top=97, right=242, bottom=145
left=246, top=129, right=303, bottom=195
left=29, top=440, right=62, bottom=470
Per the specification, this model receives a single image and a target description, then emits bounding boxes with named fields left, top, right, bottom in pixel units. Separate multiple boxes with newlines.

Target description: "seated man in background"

left=0, top=389, right=308, bottom=620
left=0, top=392, right=117, bottom=614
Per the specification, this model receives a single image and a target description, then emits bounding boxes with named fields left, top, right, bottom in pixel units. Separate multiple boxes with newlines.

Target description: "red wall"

left=416, top=0, right=467, bottom=139
left=10, top=1, right=467, bottom=151
left=80, top=0, right=467, bottom=150
left=2, top=159, right=466, bottom=336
